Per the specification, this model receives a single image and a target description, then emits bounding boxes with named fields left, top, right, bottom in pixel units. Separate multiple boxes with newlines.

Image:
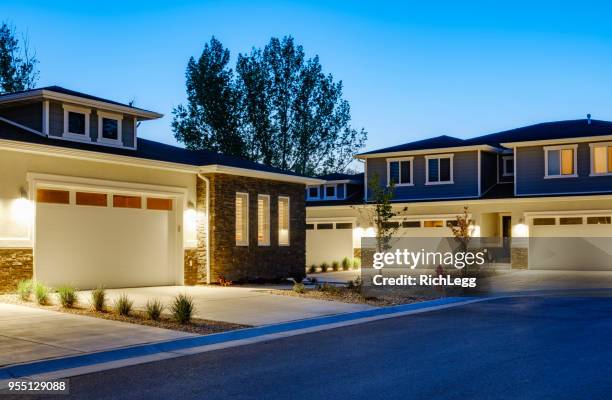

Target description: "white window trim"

left=257, top=194, right=271, bottom=246
left=236, top=192, right=249, bottom=246
left=589, top=142, right=612, bottom=176
left=425, top=154, right=454, bottom=185
left=62, top=104, right=91, bottom=142
left=544, top=144, right=578, bottom=179
left=502, top=156, right=514, bottom=176
left=278, top=196, right=290, bottom=246
left=306, top=185, right=320, bottom=200
left=386, top=157, right=414, bottom=187
left=97, top=111, right=123, bottom=146
left=324, top=184, right=337, bottom=200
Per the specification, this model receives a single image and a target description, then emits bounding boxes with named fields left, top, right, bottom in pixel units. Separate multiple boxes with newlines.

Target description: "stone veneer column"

left=0, top=249, right=33, bottom=293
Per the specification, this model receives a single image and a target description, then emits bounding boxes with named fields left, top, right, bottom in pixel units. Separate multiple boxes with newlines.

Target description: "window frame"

left=589, top=142, right=612, bottom=176
left=324, top=184, right=337, bottom=199
left=235, top=192, right=249, bottom=246
left=257, top=194, right=271, bottom=246
left=306, top=186, right=320, bottom=200
left=62, top=104, right=91, bottom=141
left=386, top=157, right=414, bottom=187
left=544, top=144, right=578, bottom=179
left=97, top=111, right=123, bottom=146
left=502, top=156, right=514, bottom=177
left=425, top=154, right=454, bottom=185
left=278, top=196, right=290, bottom=246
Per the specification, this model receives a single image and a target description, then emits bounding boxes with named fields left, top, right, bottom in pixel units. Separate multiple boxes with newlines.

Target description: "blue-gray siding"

left=366, top=151, right=479, bottom=201
left=0, top=102, right=42, bottom=131
left=481, top=151, right=497, bottom=194
left=516, top=143, right=612, bottom=195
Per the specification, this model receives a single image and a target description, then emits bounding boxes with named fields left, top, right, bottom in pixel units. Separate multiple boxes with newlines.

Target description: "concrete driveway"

left=0, top=303, right=194, bottom=367
left=77, top=286, right=374, bottom=326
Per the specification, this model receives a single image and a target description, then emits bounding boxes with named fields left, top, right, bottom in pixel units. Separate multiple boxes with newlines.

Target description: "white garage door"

left=529, top=214, right=612, bottom=270
left=35, top=187, right=179, bottom=289
left=306, top=221, right=354, bottom=266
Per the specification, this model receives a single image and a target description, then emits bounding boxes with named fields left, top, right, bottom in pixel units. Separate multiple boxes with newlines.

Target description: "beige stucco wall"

left=0, top=148, right=198, bottom=247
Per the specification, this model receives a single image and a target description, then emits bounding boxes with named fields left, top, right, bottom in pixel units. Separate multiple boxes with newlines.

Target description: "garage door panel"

left=36, top=202, right=176, bottom=289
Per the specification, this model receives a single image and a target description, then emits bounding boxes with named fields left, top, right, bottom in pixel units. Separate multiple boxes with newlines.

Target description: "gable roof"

left=0, top=119, right=320, bottom=183
left=316, top=172, right=364, bottom=182
left=0, top=86, right=162, bottom=120
left=358, top=135, right=466, bottom=156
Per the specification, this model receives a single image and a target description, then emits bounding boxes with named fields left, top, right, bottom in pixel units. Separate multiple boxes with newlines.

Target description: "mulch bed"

left=263, top=287, right=432, bottom=307
left=0, top=294, right=250, bottom=335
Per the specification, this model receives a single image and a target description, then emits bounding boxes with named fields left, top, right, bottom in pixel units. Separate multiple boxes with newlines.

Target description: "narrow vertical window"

left=278, top=196, right=290, bottom=246
left=236, top=193, right=249, bottom=246
left=258, top=195, right=270, bottom=246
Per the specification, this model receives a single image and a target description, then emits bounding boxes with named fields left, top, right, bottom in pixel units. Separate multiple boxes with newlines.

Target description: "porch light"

left=365, top=227, right=376, bottom=237
left=513, top=223, right=529, bottom=237
left=469, top=224, right=481, bottom=237
left=11, top=197, right=33, bottom=225
left=183, top=207, right=198, bottom=233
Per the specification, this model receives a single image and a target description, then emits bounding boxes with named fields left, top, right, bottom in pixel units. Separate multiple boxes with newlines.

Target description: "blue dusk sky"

left=4, top=1, right=612, bottom=156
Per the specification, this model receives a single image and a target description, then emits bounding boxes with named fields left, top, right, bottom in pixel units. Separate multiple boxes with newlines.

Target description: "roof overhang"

left=199, top=165, right=324, bottom=185
left=501, top=135, right=612, bottom=148
left=0, top=89, right=163, bottom=120
left=355, top=144, right=502, bottom=159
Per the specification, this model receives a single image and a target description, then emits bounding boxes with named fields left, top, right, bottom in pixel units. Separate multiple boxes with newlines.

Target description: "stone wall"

left=199, top=173, right=306, bottom=283
left=0, top=249, right=33, bottom=293
left=511, top=247, right=528, bottom=269
left=183, top=248, right=199, bottom=285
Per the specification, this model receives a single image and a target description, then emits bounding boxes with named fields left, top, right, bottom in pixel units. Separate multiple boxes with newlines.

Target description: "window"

left=63, top=104, right=91, bottom=140
left=76, top=192, right=107, bottom=207
left=533, top=218, right=556, bottom=226
left=97, top=112, right=123, bottom=144
left=382, top=221, right=400, bottom=229
left=426, top=155, right=453, bottom=184
left=278, top=197, right=290, bottom=245
left=325, top=185, right=336, bottom=199
left=423, top=220, right=444, bottom=228
left=147, top=198, right=172, bottom=211
left=317, top=223, right=333, bottom=230
left=307, top=186, right=320, bottom=200
left=560, top=217, right=583, bottom=225
left=387, top=157, right=413, bottom=186
left=37, top=189, right=69, bottom=204
left=257, top=195, right=270, bottom=246
left=587, top=216, right=611, bottom=225
left=503, top=156, right=514, bottom=176
left=113, top=195, right=142, bottom=209
left=236, top=193, right=249, bottom=246
left=335, top=222, right=353, bottom=229
left=306, top=223, right=315, bottom=230
left=590, top=143, right=612, bottom=175
left=545, top=145, right=576, bottom=177
left=402, top=221, right=420, bottom=228
left=446, top=220, right=459, bottom=227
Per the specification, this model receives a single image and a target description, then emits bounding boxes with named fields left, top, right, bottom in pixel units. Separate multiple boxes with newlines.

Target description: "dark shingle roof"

left=0, top=120, right=311, bottom=178
left=316, top=172, right=364, bottom=182
left=358, top=135, right=465, bottom=155
left=0, top=86, right=159, bottom=116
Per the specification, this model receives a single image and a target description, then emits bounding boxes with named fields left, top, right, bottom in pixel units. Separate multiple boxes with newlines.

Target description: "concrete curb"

left=0, top=296, right=491, bottom=384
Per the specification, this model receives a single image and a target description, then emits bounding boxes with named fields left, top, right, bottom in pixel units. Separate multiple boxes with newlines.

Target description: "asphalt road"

left=38, top=296, right=612, bottom=400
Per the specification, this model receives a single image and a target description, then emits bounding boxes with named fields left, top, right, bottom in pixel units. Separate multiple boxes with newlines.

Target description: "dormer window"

left=426, top=154, right=453, bottom=185
left=98, top=111, right=123, bottom=145
left=325, top=185, right=337, bottom=199
left=502, top=156, right=514, bottom=176
left=63, top=104, right=91, bottom=141
left=306, top=186, right=320, bottom=200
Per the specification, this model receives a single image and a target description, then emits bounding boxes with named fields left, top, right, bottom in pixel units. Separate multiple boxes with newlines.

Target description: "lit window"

left=591, top=144, right=612, bottom=175
left=113, top=195, right=141, bottom=209
left=545, top=146, right=576, bottom=177
left=503, top=156, right=514, bottom=176
left=278, top=196, right=290, bottom=245
left=533, top=218, right=556, bottom=226
left=76, top=192, right=107, bottom=207
left=423, top=220, right=444, bottom=228
left=587, top=216, right=611, bottom=224
left=147, top=197, right=172, bottom=211
left=387, top=158, right=413, bottom=185
left=37, top=189, right=70, bottom=204
left=236, top=193, right=249, bottom=246
left=559, top=217, right=582, bottom=225
left=258, top=195, right=270, bottom=246
left=426, top=155, right=453, bottom=184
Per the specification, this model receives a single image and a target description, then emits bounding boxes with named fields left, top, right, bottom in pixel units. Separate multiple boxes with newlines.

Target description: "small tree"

left=450, top=206, right=475, bottom=275
left=367, top=173, right=402, bottom=252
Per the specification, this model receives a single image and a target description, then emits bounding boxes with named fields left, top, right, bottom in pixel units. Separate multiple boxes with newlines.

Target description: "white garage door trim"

left=28, top=173, right=187, bottom=287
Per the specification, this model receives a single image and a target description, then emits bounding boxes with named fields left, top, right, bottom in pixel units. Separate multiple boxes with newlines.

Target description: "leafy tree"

left=174, top=36, right=367, bottom=175
left=0, top=23, right=38, bottom=94
left=367, top=174, right=401, bottom=252
left=172, top=37, right=245, bottom=157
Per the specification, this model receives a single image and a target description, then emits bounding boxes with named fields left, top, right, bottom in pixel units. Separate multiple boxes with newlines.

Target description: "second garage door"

left=35, top=187, right=180, bottom=289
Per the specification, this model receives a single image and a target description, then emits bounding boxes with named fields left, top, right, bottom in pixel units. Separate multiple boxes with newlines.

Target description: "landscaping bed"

left=0, top=293, right=249, bottom=335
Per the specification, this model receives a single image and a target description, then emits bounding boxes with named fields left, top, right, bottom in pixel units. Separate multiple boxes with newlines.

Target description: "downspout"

left=196, top=173, right=211, bottom=284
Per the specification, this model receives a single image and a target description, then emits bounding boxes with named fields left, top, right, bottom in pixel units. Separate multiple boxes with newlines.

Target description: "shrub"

left=331, top=261, right=340, bottom=272
left=347, top=276, right=363, bottom=292
left=34, top=282, right=49, bottom=305
left=352, top=257, right=361, bottom=270
left=307, top=264, right=317, bottom=274
left=57, top=286, right=77, bottom=308
left=341, top=257, right=351, bottom=271
left=293, top=282, right=305, bottom=294
left=114, top=293, right=133, bottom=316
left=320, top=262, right=329, bottom=273
left=171, top=294, right=195, bottom=324
left=91, top=286, right=106, bottom=312
left=17, top=279, right=33, bottom=301
left=146, top=298, right=164, bottom=321
left=318, top=283, right=341, bottom=295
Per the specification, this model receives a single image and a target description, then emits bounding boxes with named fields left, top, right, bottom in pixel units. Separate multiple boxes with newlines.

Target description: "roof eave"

left=355, top=144, right=502, bottom=159
left=198, top=165, right=324, bottom=185
left=501, top=135, right=612, bottom=148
